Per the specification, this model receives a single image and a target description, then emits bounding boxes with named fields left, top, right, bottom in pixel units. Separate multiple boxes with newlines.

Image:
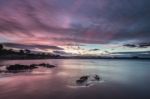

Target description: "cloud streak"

left=3, top=43, right=64, bottom=51
left=124, top=42, right=150, bottom=48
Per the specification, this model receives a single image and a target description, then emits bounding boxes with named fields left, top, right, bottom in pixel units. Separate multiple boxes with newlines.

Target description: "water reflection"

left=0, top=59, right=150, bottom=99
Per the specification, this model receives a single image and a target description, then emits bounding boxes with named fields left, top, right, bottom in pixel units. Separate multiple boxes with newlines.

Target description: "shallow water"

left=0, top=59, right=150, bottom=99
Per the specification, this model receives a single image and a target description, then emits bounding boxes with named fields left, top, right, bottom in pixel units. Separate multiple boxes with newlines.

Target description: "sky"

left=0, top=0, right=150, bottom=57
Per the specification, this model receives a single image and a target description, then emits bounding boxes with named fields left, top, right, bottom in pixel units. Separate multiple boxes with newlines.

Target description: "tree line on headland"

left=0, top=44, right=60, bottom=59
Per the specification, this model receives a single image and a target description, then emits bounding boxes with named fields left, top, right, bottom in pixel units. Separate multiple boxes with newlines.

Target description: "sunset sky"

left=0, top=0, right=150, bottom=57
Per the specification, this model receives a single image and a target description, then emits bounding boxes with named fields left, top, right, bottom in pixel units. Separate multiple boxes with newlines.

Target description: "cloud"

left=111, top=51, right=150, bottom=58
left=89, top=49, right=100, bottom=51
left=0, top=0, right=150, bottom=45
left=53, top=50, right=74, bottom=56
left=123, top=42, right=150, bottom=48
left=2, top=43, right=64, bottom=50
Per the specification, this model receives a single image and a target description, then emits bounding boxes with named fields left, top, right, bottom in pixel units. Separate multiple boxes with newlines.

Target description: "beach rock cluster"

left=76, top=75, right=101, bottom=87
left=0, top=63, right=56, bottom=73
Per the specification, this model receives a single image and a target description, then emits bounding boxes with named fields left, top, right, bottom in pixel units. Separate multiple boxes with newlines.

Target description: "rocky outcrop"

left=0, top=63, right=56, bottom=73
left=76, top=75, right=101, bottom=87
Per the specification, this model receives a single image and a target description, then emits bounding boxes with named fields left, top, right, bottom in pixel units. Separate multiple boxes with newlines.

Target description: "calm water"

left=0, top=59, right=150, bottom=99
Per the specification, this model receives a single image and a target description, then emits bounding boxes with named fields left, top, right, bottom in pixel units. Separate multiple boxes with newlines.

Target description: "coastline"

left=0, top=57, right=150, bottom=60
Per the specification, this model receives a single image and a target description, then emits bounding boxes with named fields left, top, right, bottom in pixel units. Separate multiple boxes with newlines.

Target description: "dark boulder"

left=6, top=64, right=37, bottom=71
left=76, top=74, right=101, bottom=87
left=39, top=63, right=56, bottom=68
left=76, top=75, right=89, bottom=84
left=3, top=63, right=56, bottom=73
left=94, top=75, right=100, bottom=81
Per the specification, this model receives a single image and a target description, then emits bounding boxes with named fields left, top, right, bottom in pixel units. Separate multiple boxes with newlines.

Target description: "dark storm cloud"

left=2, top=43, right=64, bottom=50
left=53, top=51, right=73, bottom=56
left=124, top=42, right=150, bottom=48
left=89, top=49, right=100, bottom=51
left=0, top=0, right=150, bottom=45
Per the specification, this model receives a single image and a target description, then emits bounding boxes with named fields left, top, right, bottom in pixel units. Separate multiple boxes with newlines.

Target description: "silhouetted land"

left=0, top=44, right=150, bottom=60
left=0, top=44, right=60, bottom=59
left=60, top=56, right=150, bottom=60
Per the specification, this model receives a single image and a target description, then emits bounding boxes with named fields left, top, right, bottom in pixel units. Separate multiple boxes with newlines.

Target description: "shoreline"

left=0, top=57, right=150, bottom=60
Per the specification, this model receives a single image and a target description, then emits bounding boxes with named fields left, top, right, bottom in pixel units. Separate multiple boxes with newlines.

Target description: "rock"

left=39, top=63, right=56, bottom=68
left=80, top=75, right=89, bottom=80
left=0, top=63, right=56, bottom=73
left=6, top=64, right=38, bottom=73
left=76, top=74, right=101, bottom=87
left=76, top=75, right=89, bottom=84
left=94, top=75, right=100, bottom=81
left=6, top=64, right=37, bottom=71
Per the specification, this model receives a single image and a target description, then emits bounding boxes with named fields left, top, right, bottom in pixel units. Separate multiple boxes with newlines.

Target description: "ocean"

left=0, top=59, right=150, bottom=99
